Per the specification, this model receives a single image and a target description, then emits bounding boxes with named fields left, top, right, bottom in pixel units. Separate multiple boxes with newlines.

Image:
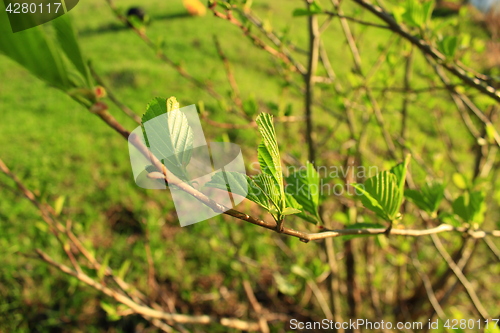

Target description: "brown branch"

left=105, top=0, right=222, bottom=101
left=351, top=0, right=500, bottom=103
left=430, top=234, right=490, bottom=319
left=323, top=11, right=390, bottom=29
left=35, top=249, right=260, bottom=331
left=242, top=280, right=269, bottom=333
left=411, top=252, right=446, bottom=320
left=235, top=8, right=307, bottom=74
left=209, top=5, right=302, bottom=74
left=212, top=36, right=245, bottom=115
left=428, top=57, right=500, bottom=148
left=89, top=65, right=141, bottom=124
left=304, top=0, right=321, bottom=163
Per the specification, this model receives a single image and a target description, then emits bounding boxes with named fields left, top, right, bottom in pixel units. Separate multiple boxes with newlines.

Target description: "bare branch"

left=35, top=249, right=260, bottom=331
left=351, top=0, right=500, bottom=103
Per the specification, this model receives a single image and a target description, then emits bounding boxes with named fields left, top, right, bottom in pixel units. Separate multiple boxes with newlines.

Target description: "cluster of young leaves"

left=351, top=155, right=411, bottom=226
left=390, top=0, right=462, bottom=58
left=141, top=96, right=194, bottom=182
left=393, top=0, right=434, bottom=30
left=405, top=181, right=445, bottom=218
left=352, top=156, right=487, bottom=229
left=205, top=113, right=321, bottom=226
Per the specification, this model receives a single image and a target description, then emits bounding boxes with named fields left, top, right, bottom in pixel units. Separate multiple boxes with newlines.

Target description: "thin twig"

left=430, top=234, right=490, bottom=319
left=35, top=249, right=260, bottom=331
left=351, top=0, right=500, bottom=103
left=89, top=65, right=141, bottom=124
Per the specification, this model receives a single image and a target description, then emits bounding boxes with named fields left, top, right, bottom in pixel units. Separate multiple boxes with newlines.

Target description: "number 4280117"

left=5, top=2, right=62, bottom=14
left=444, top=319, right=499, bottom=330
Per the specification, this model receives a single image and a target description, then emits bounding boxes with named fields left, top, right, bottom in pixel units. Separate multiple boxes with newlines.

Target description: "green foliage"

left=100, top=301, right=121, bottom=321
left=452, top=172, right=469, bottom=190
left=437, top=35, right=458, bottom=58
left=285, top=161, right=321, bottom=224
left=141, top=97, right=193, bottom=180
left=206, top=113, right=326, bottom=225
left=0, top=8, right=93, bottom=104
left=401, top=0, right=434, bottom=29
left=255, top=114, right=285, bottom=207
left=405, top=181, right=445, bottom=217
left=452, top=191, right=486, bottom=225
left=351, top=155, right=410, bottom=223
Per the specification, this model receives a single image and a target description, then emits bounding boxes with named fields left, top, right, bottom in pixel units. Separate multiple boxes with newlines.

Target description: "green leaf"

left=253, top=173, right=282, bottom=217
left=273, top=273, right=300, bottom=296
left=0, top=12, right=69, bottom=90
left=390, top=154, right=411, bottom=206
left=53, top=196, right=66, bottom=216
left=285, top=193, right=319, bottom=224
left=117, top=260, right=131, bottom=280
left=282, top=207, right=302, bottom=215
left=437, top=36, right=458, bottom=58
left=485, top=123, right=496, bottom=144
left=205, top=171, right=271, bottom=210
left=256, top=113, right=285, bottom=214
left=421, top=0, right=434, bottom=26
left=402, top=0, right=433, bottom=29
left=166, top=96, right=180, bottom=112
left=452, top=173, right=468, bottom=190
left=452, top=191, right=486, bottom=225
left=52, top=15, right=92, bottom=88
left=97, top=253, right=111, bottom=280
left=141, top=97, right=194, bottom=180
left=352, top=156, right=410, bottom=222
left=291, top=265, right=313, bottom=280
left=352, top=172, right=401, bottom=221
left=439, top=212, right=462, bottom=227
left=285, top=161, right=321, bottom=223
left=405, top=181, right=445, bottom=215
left=100, top=301, right=121, bottom=321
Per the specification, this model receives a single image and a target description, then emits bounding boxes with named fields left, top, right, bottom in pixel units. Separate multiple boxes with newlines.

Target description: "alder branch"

left=235, top=8, right=307, bottom=73
left=105, top=0, right=222, bottom=101
left=89, top=65, right=141, bottom=124
left=351, top=0, right=500, bottom=103
left=209, top=3, right=304, bottom=74
left=430, top=234, right=490, bottom=319
left=35, top=249, right=260, bottom=331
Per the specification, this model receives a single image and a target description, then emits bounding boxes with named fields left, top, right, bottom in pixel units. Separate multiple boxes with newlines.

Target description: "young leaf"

left=255, top=113, right=285, bottom=214
left=205, top=171, right=271, bottom=211
left=0, top=13, right=70, bottom=90
left=390, top=154, right=411, bottom=205
left=351, top=156, right=410, bottom=223
left=437, top=36, right=458, bottom=58
left=141, top=97, right=194, bottom=180
left=352, top=171, right=401, bottom=222
left=452, top=191, right=486, bottom=225
left=282, top=207, right=302, bottom=216
left=405, top=182, right=445, bottom=216
left=52, top=15, right=92, bottom=88
left=285, top=161, right=321, bottom=223
left=286, top=193, right=319, bottom=224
